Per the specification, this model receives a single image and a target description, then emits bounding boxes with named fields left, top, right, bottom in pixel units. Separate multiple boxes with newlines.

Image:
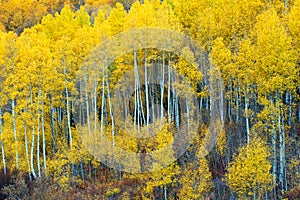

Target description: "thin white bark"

left=219, top=76, right=224, bottom=123
left=228, top=83, right=232, bottom=122
left=37, top=89, right=41, bottom=177
left=123, top=83, right=127, bottom=125
left=50, top=107, right=56, bottom=153
left=276, top=91, right=286, bottom=192
left=134, top=50, right=141, bottom=132
left=84, top=72, right=91, bottom=134
left=245, top=86, right=250, bottom=144
left=12, top=99, right=18, bottom=169
left=0, top=108, right=6, bottom=175
left=160, top=51, right=165, bottom=119
left=288, top=91, right=292, bottom=126
left=281, top=112, right=287, bottom=191
left=94, top=78, right=98, bottom=134
left=270, top=97, right=277, bottom=196
left=144, top=49, right=150, bottom=125
left=23, top=95, right=31, bottom=179
left=66, top=87, right=72, bottom=150
left=167, top=52, right=171, bottom=123
left=164, top=185, right=167, bottom=200
left=30, top=86, right=37, bottom=179
left=151, top=90, right=155, bottom=123
left=235, top=84, right=239, bottom=124
left=100, top=67, right=105, bottom=134
left=106, top=72, right=115, bottom=146
left=41, top=98, right=47, bottom=174
left=186, top=99, right=190, bottom=136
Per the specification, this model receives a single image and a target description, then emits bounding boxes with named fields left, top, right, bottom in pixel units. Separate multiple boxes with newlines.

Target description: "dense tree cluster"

left=0, top=0, right=299, bottom=199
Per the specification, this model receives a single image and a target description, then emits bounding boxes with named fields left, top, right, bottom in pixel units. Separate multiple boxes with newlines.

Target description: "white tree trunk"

left=270, top=97, right=277, bottom=197
left=235, top=84, right=239, bottom=124
left=23, top=96, right=31, bottom=179
left=106, top=73, right=115, bottom=146
left=0, top=108, right=6, bottom=175
left=167, top=52, right=171, bottom=123
left=30, top=86, right=37, bottom=179
left=37, top=89, right=41, bottom=177
left=276, top=91, right=286, bottom=192
left=12, top=99, right=18, bottom=169
left=160, top=51, right=165, bottom=119
left=134, top=50, right=141, bottom=131
left=219, top=75, right=224, bottom=123
left=66, top=87, right=72, bottom=150
left=144, top=49, right=150, bottom=125
left=100, top=67, right=105, bottom=134
left=94, top=78, right=98, bottom=134
left=244, top=86, right=250, bottom=144
left=84, top=72, right=91, bottom=134
left=228, top=83, right=232, bottom=122
left=41, top=98, right=47, bottom=175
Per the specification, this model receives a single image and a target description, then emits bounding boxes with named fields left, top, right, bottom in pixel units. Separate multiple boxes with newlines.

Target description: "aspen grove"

left=0, top=0, right=299, bottom=199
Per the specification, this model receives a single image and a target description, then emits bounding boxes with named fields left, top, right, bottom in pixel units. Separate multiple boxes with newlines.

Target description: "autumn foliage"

left=0, top=0, right=299, bottom=199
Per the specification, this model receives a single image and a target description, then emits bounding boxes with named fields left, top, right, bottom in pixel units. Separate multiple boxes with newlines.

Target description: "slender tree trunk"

left=160, top=51, right=165, bottom=120
left=138, top=86, right=145, bottom=124
left=151, top=89, right=155, bottom=123
left=50, top=96, right=56, bottom=153
left=276, top=91, right=286, bottom=192
left=228, top=83, right=232, bottom=123
left=167, top=52, right=172, bottom=123
left=235, top=83, right=239, bottom=124
left=31, top=126, right=36, bottom=179
left=0, top=108, right=6, bottom=175
left=145, top=49, right=150, bottom=125
left=134, top=50, right=141, bottom=131
left=12, top=99, right=18, bottom=169
left=66, top=87, right=72, bottom=150
left=100, top=67, right=105, bottom=134
left=186, top=99, right=190, bottom=136
left=23, top=95, right=31, bottom=180
left=164, top=185, right=167, bottom=200
left=37, top=89, right=41, bottom=177
left=106, top=72, right=115, bottom=146
left=30, top=86, right=37, bottom=179
left=284, top=0, right=287, bottom=8
left=84, top=72, right=91, bottom=134
left=270, top=97, right=277, bottom=197
left=288, top=91, right=292, bottom=126
left=123, top=80, right=127, bottom=125
left=245, top=85, right=250, bottom=144
left=94, top=78, right=97, bottom=134
left=41, top=98, right=47, bottom=175
left=281, top=112, right=287, bottom=191
left=219, top=75, right=224, bottom=123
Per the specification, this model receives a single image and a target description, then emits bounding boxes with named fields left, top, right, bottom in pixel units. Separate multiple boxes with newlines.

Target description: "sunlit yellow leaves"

left=211, top=37, right=231, bottom=70
left=0, top=1, right=299, bottom=198
left=175, top=0, right=264, bottom=49
left=178, top=158, right=212, bottom=199
left=0, top=0, right=48, bottom=34
left=125, top=0, right=179, bottom=30
left=211, top=37, right=233, bottom=84
left=105, top=3, right=127, bottom=36
left=174, top=56, right=202, bottom=92
left=144, top=163, right=179, bottom=194
left=235, top=39, right=256, bottom=83
left=253, top=8, right=297, bottom=94
left=288, top=0, right=300, bottom=47
left=226, top=137, right=272, bottom=198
